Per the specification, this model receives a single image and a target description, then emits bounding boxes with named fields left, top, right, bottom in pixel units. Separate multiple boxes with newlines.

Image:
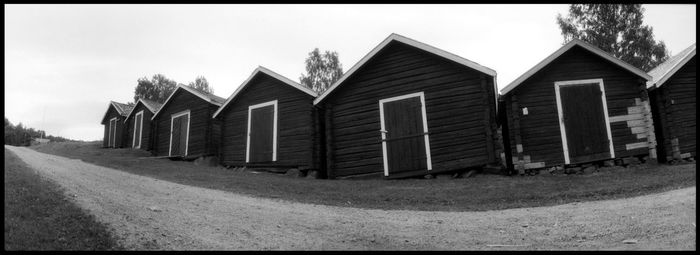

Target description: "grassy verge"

left=32, top=141, right=696, bottom=212
left=4, top=148, right=123, bottom=250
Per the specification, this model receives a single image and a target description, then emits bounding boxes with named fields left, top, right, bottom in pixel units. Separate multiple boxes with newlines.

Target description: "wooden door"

left=179, top=114, right=189, bottom=155
left=170, top=114, right=189, bottom=156
left=381, top=96, right=429, bottom=175
left=559, top=83, right=611, bottom=163
left=248, top=105, right=275, bottom=162
left=133, top=113, right=142, bottom=148
left=109, top=118, right=117, bottom=148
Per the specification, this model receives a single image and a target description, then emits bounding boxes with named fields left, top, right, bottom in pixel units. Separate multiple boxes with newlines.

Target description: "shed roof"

left=124, top=98, right=164, bottom=122
left=112, top=101, right=134, bottom=116
left=212, top=66, right=317, bottom=119
left=647, top=43, right=696, bottom=89
left=313, top=33, right=497, bottom=105
left=151, top=84, right=226, bottom=120
left=500, top=38, right=652, bottom=95
left=101, top=101, right=133, bottom=124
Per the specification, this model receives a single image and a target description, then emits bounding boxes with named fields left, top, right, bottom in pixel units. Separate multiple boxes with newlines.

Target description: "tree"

left=299, top=48, right=344, bottom=94
left=187, top=76, right=213, bottom=94
left=133, top=74, right=178, bottom=103
left=4, top=117, right=74, bottom=146
left=556, top=4, right=669, bottom=72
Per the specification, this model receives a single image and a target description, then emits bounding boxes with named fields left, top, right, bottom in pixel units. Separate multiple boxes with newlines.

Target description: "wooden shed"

left=647, top=43, right=696, bottom=162
left=499, top=39, right=655, bottom=173
left=101, top=101, right=133, bottom=148
left=314, top=33, right=499, bottom=179
left=124, top=98, right=163, bottom=151
left=212, top=66, right=320, bottom=173
left=151, top=85, right=226, bottom=159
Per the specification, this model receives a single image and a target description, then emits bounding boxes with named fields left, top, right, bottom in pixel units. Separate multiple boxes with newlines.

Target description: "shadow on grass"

left=31, top=141, right=696, bottom=212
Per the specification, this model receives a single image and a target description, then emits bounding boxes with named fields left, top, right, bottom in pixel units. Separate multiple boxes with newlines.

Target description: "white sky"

left=4, top=4, right=696, bottom=141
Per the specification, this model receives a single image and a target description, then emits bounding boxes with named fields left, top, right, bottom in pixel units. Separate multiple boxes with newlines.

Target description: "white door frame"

left=168, top=110, right=191, bottom=157
left=132, top=110, right=144, bottom=149
left=554, top=78, right=615, bottom=164
left=109, top=117, right=117, bottom=148
left=245, top=100, right=278, bottom=163
left=378, top=91, right=432, bottom=176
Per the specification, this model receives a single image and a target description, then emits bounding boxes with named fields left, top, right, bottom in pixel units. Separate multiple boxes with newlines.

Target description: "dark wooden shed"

left=212, top=66, right=320, bottom=172
left=499, top=39, right=655, bottom=173
left=647, top=43, right=696, bottom=162
left=124, top=98, right=163, bottom=151
left=151, top=85, right=225, bottom=159
left=101, top=101, right=133, bottom=148
left=314, top=33, right=499, bottom=179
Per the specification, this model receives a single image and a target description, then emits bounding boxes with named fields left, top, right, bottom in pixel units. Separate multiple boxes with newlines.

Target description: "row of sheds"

left=101, top=33, right=696, bottom=179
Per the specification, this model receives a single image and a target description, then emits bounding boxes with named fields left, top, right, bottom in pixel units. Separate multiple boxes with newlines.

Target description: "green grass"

left=4, top=148, right=123, bottom=250
left=32, top=141, right=696, bottom=212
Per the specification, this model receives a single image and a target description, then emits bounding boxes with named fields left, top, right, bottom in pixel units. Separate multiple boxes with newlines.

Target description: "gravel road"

left=6, top=146, right=695, bottom=250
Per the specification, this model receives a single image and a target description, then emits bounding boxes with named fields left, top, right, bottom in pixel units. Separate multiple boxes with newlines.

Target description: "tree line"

left=4, top=118, right=75, bottom=146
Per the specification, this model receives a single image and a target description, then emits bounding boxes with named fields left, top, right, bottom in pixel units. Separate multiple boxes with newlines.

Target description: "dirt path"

left=6, top=146, right=695, bottom=250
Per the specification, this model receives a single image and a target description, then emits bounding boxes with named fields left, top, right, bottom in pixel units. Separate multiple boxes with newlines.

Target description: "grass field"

left=32, top=141, right=696, bottom=212
left=4, top=148, right=123, bottom=250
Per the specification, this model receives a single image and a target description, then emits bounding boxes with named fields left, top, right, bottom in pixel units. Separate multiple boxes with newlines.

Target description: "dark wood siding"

left=124, top=103, right=154, bottom=151
left=320, top=41, right=498, bottom=178
left=152, top=90, right=221, bottom=158
left=102, top=105, right=127, bottom=148
left=219, top=73, right=317, bottom=170
left=650, top=56, right=696, bottom=161
left=504, top=45, right=651, bottom=169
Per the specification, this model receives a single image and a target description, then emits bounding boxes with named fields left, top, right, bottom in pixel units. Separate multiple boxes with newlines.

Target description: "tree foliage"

left=4, top=117, right=75, bottom=146
left=134, top=74, right=214, bottom=103
left=299, top=48, right=344, bottom=94
left=187, top=76, right=213, bottom=94
left=133, top=74, right=178, bottom=103
left=556, top=4, right=669, bottom=71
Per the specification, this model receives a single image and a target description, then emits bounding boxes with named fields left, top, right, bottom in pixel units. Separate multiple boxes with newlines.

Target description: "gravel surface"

left=6, top=146, right=696, bottom=250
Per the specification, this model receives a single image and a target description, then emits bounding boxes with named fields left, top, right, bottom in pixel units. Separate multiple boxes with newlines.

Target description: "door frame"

left=132, top=110, right=144, bottom=149
left=378, top=91, right=432, bottom=176
left=245, top=100, right=278, bottom=163
left=554, top=78, right=615, bottom=164
left=109, top=117, right=118, bottom=148
left=168, top=110, right=191, bottom=157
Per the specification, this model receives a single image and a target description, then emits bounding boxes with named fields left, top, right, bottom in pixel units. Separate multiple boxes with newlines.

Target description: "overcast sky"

left=5, top=4, right=696, bottom=141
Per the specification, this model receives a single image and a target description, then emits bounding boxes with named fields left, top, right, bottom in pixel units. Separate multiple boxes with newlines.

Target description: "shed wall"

left=152, top=90, right=220, bottom=157
left=321, top=41, right=498, bottom=178
left=650, top=56, right=696, bottom=161
left=504, top=46, right=652, bottom=169
left=125, top=104, right=154, bottom=151
left=219, top=74, right=318, bottom=170
left=102, top=106, right=127, bottom=148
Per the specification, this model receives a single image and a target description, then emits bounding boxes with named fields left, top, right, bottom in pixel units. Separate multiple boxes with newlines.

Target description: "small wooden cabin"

left=314, top=33, right=500, bottom=179
left=647, top=43, right=696, bottom=162
left=101, top=101, right=133, bottom=148
left=124, top=98, right=163, bottom=151
left=499, top=39, right=655, bottom=173
left=212, top=66, right=319, bottom=172
left=151, top=85, right=225, bottom=159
